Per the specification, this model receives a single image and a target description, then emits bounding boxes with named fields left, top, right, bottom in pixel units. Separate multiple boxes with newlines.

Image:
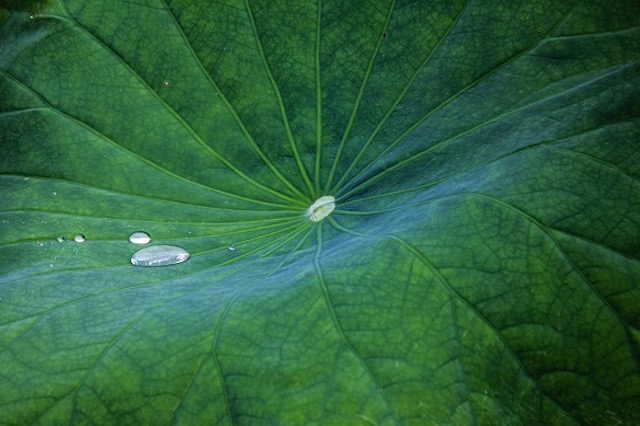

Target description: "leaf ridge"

left=337, top=0, right=582, bottom=197
left=0, top=69, right=297, bottom=209
left=323, top=0, right=397, bottom=192
left=314, top=0, right=323, bottom=195
left=462, top=192, right=640, bottom=368
left=328, top=219, right=552, bottom=416
left=245, top=0, right=315, bottom=198
left=57, top=3, right=305, bottom=206
left=337, top=60, right=637, bottom=200
left=330, top=0, right=472, bottom=194
left=313, top=225, right=396, bottom=421
left=157, top=0, right=310, bottom=203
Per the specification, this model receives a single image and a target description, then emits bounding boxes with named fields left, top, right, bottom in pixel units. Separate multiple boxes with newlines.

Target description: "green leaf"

left=1, top=0, right=640, bottom=424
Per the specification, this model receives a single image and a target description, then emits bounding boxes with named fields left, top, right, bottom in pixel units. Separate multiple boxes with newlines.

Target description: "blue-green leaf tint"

left=1, top=0, right=640, bottom=424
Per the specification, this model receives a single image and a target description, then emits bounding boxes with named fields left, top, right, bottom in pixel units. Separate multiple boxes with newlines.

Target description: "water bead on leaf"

left=130, top=245, right=190, bottom=267
left=307, top=196, right=336, bottom=222
left=128, top=231, right=151, bottom=244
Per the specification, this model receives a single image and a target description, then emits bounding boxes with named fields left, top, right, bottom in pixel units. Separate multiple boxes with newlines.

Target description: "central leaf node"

left=307, top=196, right=335, bottom=222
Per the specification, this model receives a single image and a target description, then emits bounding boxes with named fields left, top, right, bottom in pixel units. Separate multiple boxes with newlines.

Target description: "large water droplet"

left=129, top=231, right=151, bottom=244
left=130, top=245, right=189, bottom=267
left=74, top=234, right=86, bottom=243
left=307, top=195, right=335, bottom=222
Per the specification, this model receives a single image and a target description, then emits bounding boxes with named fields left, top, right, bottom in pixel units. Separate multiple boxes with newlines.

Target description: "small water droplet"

left=228, top=245, right=236, bottom=251
left=163, top=80, right=170, bottom=87
left=74, top=234, right=86, bottom=243
left=129, top=231, right=151, bottom=244
left=53, top=192, right=57, bottom=196
left=36, top=241, right=44, bottom=247
left=30, top=15, right=34, bottom=19
left=130, top=245, right=189, bottom=267
left=56, top=236, right=65, bottom=242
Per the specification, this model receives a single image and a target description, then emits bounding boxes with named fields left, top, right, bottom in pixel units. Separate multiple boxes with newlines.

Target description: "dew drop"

left=129, top=231, right=151, bottom=244
left=228, top=244, right=236, bottom=251
left=163, top=80, right=170, bottom=87
left=307, top=195, right=336, bottom=222
left=130, top=245, right=190, bottom=267
left=36, top=241, right=44, bottom=247
left=74, top=234, right=86, bottom=243
left=56, top=236, right=65, bottom=242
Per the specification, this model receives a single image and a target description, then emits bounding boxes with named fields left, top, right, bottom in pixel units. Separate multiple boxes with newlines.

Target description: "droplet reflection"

left=129, top=231, right=151, bottom=244
left=130, top=245, right=189, bottom=267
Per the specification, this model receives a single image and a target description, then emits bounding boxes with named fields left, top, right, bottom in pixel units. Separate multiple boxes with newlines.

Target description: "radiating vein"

left=449, top=298, right=476, bottom=422
left=314, top=0, right=323, bottom=195
left=19, top=270, right=243, bottom=422
left=323, top=0, right=397, bottom=193
left=0, top=173, right=296, bottom=213
left=158, top=0, right=309, bottom=202
left=245, top=0, right=315, bottom=198
left=336, top=60, right=635, bottom=200
left=329, top=0, right=471, bottom=194
left=334, top=116, right=639, bottom=209
left=335, top=0, right=581, bottom=196
left=327, top=218, right=548, bottom=410
left=312, top=225, right=395, bottom=420
left=461, top=192, right=639, bottom=343
left=0, top=70, right=298, bottom=209
left=50, top=5, right=305, bottom=206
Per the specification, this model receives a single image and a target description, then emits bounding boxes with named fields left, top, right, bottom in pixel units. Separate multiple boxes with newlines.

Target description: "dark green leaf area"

left=1, top=0, right=640, bottom=425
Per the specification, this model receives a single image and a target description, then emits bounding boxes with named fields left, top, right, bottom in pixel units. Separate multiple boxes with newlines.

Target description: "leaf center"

left=307, top=196, right=335, bottom=222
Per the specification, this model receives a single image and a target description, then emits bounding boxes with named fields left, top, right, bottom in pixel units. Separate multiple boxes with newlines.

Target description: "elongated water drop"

left=56, top=236, right=65, bottom=242
left=130, top=245, right=189, bottom=267
left=228, top=244, right=236, bottom=251
left=74, top=234, right=85, bottom=243
left=129, top=231, right=151, bottom=244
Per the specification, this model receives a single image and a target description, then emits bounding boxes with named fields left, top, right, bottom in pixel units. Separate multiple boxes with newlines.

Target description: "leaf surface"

left=1, top=0, right=640, bottom=424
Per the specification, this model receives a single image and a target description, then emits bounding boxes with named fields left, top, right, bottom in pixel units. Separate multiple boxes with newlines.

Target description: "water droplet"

left=30, top=15, right=34, bottom=19
left=56, top=236, right=65, bottom=242
left=130, top=245, right=189, bottom=267
left=36, top=241, right=44, bottom=247
left=163, top=80, right=170, bottom=87
left=129, top=231, right=151, bottom=244
left=307, top=195, right=336, bottom=222
left=74, top=234, right=86, bottom=243
left=228, top=245, right=236, bottom=251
